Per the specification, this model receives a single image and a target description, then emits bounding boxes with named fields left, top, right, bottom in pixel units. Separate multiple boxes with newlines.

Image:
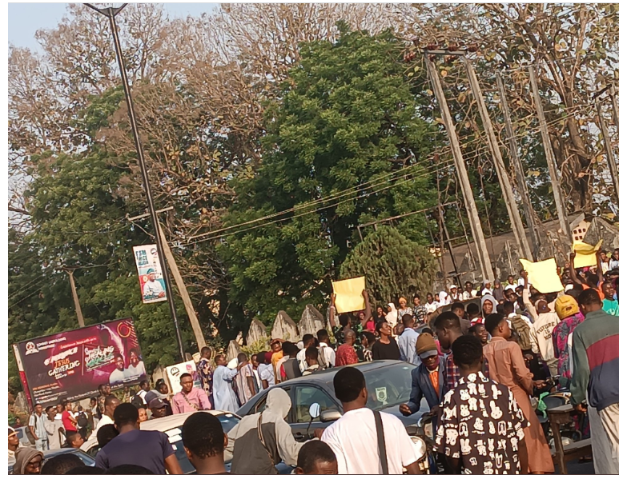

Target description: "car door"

left=289, top=384, right=340, bottom=442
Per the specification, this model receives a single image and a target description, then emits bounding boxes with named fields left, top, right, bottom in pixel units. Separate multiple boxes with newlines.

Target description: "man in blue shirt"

left=398, top=314, right=420, bottom=367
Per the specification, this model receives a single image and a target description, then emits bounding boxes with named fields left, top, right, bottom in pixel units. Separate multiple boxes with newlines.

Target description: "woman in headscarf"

left=385, top=303, right=398, bottom=328
left=225, top=388, right=303, bottom=474
left=12, top=447, right=44, bottom=474
left=480, top=295, right=498, bottom=320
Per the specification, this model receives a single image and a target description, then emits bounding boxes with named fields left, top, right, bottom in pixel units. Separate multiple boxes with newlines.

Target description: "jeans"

left=35, top=438, right=49, bottom=451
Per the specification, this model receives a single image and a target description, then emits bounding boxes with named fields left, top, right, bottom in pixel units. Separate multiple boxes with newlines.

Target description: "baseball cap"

left=148, top=398, right=166, bottom=410
left=144, top=391, right=159, bottom=405
left=416, top=333, right=438, bottom=359
left=555, top=295, right=579, bottom=320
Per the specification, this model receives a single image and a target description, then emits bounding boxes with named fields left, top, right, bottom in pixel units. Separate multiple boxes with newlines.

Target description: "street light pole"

left=85, top=3, right=185, bottom=360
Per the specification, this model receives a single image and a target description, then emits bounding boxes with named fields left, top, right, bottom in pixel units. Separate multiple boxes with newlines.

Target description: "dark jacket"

left=406, top=362, right=444, bottom=414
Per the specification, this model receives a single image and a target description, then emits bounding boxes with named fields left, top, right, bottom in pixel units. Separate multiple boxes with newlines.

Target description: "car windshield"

left=170, top=413, right=240, bottom=474
left=363, top=363, right=416, bottom=410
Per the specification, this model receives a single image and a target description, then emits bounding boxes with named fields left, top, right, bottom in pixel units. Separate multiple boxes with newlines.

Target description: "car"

left=8, top=447, right=96, bottom=474
left=13, top=426, right=33, bottom=448
left=237, top=360, right=430, bottom=441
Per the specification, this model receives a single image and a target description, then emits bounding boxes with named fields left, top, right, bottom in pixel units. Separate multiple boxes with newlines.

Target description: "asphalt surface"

left=557, top=458, right=595, bottom=475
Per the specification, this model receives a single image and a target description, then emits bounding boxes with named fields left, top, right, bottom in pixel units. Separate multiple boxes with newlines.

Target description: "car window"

left=364, top=363, right=415, bottom=410
left=292, top=385, right=338, bottom=423
left=254, top=388, right=291, bottom=416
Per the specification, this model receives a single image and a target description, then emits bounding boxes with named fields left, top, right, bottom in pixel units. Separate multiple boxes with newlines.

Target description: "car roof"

left=139, top=410, right=239, bottom=432
left=276, top=360, right=406, bottom=387
left=44, top=448, right=84, bottom=458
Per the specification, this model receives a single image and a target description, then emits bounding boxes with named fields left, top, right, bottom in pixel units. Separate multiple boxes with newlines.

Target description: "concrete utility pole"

left=464, top=60, right=532, bottom=261
left=496, top=74, right=541, bottom=260
left=529, top=66, right=572, bottom=241
left=597, top=102, right=619, bottom=203
left=425, top=52, right=494, bottom=281
left=65, top=269, right=85, bottom=328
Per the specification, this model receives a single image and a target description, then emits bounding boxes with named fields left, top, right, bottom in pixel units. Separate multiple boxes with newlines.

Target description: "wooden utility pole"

left=65, top=269, right=85, bottom=328
left=438, top=204, right=462, bottom=289
left=496, top=74, right=541, bottom=260
left=609, top=85, right=618, bottom=130
left=529, top=66, right=572, bottom=241
left=597, top=102, right=619, bottom=203
left=464, top=60, right=532, bottom=261
left=425, top=52, right=494, bottom=281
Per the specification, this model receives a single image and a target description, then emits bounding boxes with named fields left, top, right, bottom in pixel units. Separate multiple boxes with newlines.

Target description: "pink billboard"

left=13, top=318, right=146, bottom=407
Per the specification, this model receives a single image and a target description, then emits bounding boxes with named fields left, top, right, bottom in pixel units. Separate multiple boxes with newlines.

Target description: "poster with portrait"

left=165, top=361, right=202, bottom=395
left=14, top=318, right=146, bottom=408
left=133, top=244, right=167, bottom=304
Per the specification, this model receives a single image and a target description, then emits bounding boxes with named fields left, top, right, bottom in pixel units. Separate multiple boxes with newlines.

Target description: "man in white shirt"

left=257, top=352, right=275, bottom=390
left=142, top=271, right=165, bottom=299
left=108, top=354, right=127, bottom=385
left=609, top=248, right=619, bottom=270
left=29, top=403, right=48, bottom=451
left=505, top=274, right=517, bottom=292
left=461, top=282, right=477, bottom=300
left=317, top=330, right=336, bottom=368
left=297, top=334, right=316, bottom=373
left=530, top=300, right=560, bottom=377
left=88, top=395, right=120, bottom=442
left=424, top=293, right=440, bottom=314
left=44, top=406, right=64, bottom=450
left=320, top=367, right=420, bottom=474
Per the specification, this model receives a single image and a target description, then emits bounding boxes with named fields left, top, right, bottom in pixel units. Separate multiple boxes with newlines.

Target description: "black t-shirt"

left=95, top=429, right=174, bottom=474
left=371, top=337, right=401, bottom=360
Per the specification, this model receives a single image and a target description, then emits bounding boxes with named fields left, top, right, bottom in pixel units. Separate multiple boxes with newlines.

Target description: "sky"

left=8, top=2, right=217, bottom=50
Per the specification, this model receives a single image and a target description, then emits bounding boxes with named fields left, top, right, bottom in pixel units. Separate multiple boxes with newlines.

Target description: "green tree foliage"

left=219, top=27, right=440, bottom=323
left=340, top=226, right=435, bottom=306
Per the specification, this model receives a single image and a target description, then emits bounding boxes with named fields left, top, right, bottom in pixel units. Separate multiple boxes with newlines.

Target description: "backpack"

left=510, top=315, right=532, bottom=351
left=76, top=412, right=88, bottom=429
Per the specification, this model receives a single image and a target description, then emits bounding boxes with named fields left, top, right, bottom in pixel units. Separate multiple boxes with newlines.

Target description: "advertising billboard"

left=13, top=318, right=146, bottom=407
left=133, top=244, right=167, bottom=304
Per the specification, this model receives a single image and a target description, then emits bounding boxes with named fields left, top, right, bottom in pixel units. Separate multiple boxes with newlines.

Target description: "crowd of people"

left=9, top=248, right=619, bottom=475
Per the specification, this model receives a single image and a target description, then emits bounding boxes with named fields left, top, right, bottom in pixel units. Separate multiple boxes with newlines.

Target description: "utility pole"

left=425, top=51, right=494, bottom=281
left=528, top=66, right=572, bottom=241
left=464, top=60, right=532, bottom=261
left=496, top=74, right=541, bottom=260
left=85, top=3, right=184, bottom=360
left=64, top=269, right=85, bottom=328
left=597, top=102, right=619, bottom=203
left=438, top=205, right=462, bottom=289
left=609, top=85, right=618, bottom=130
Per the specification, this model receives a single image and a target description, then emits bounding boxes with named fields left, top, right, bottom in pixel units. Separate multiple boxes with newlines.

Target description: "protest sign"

left=519, top=258, right=564, bottom=293
left=165, top=361, right=202, bottom=395
left=573, top=239, right=603, bottom=268
left=332, top=276, right=366, bottom=313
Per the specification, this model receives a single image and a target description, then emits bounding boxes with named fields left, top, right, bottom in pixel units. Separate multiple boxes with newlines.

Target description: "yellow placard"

left=519, top=258, right=564, bottom=294
left=332, top=276, right=366, bottom=314
left=572, top=239, right=603, bottom=268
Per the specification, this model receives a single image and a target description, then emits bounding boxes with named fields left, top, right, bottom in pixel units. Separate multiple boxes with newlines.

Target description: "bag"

left=510, top=315, right=532, bottom=351
left=76, top=412, right=88, bottom=429
left=26, top=415, right=36, bottom=444
left=257, top=413, right=278, bottom=475
left=373, top=410, right=389, bottom=475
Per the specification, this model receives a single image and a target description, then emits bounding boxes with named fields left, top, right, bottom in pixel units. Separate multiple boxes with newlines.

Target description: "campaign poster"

left=133, top=244, right=167, bottom=304
left=14, top=318, right=147, bottom=407
left=165, top=361, right=202, bottom=395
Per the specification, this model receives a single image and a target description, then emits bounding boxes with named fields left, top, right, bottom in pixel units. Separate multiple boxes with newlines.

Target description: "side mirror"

left=319, top=409, right=342, bottom=423
left=308, top=402, right=321, bottom=419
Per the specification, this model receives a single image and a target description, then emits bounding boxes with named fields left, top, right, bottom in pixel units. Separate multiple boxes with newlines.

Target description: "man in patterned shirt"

left=434, top=335, right=529, bottom=474
left=433, top=312, right=489, bottom=395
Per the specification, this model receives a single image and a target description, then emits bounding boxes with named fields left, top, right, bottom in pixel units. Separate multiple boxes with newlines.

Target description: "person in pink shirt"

left=171, top=373, right=211, bottom=414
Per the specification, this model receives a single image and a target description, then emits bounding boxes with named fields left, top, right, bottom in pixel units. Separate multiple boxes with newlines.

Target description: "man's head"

left=113, top=403, right=139, bottom=431
left=104, top=395, right=120, bottom=419
left=139, top=380, right=150, bottom=392
left=295, top=440, right=338, bottom=474
left=66, top=431, right=84, bottom=449
left=45, top=405, right=57, bottom=420
left=578, top=288, right=603, bottom=315
left=90, top=397, right=97, bottom=408
left=56, top=401, right=65, bottom=413
left=333, top=367, right=366, bottom=407
left=361, top=331, right=376, bottom=349
left=426, top=292, right=434, bottom=303
left=481, top=297, right=495, bottom=316
left=451, top=335, right=484, bottom=375
left=138, top=407, right=148, bottom=424
left=507, top=275, right=514, bottom=284
left=8, top=427, right=19, bottom=451
left=484, top=313, right=511, bottom=340
left=282, top=342, right=299, bottom=358
left=465, top=281, right=473, bottom=291
left=129, top=349, right=140, bottom=367
left=114, top=354, right=125, bottom=371
left=317, top=329, right=330, bottom=344
left=99, top=383, right=111, bottom=396
left=413, top=295, right=421, bottom=306
left=180, top=373, right=194, bottom=394
left=302, top=334, right=315, bottom=348
left=34, top=403, right=42, bottom=416
left=450, top=302, right=465, bottom=318
left=338, top=313, right=351, bottom=328
left=182, top=412, right=227, bottom=473
left=601, top=281, right=615, bottom=300
left=305, top=346, right=319, bottom=366
left=237, top=352, right=248, bottom=365
left=416, top=333, right=438, bottom=370
left=502, top=301, right=515, bottom=317
left=97, top=424, right=119, bottom=449
left=505, top=288, right=518, bottom=303
left=536, top=299, right=550, bottom=315
left=466, top=302, right=480, bottom=319
left=433, top=312, right=462, bottom=350
left=263, top=352, right=273, bottom=365
left=41, top=453, right=84, bottom=475
left=156, top=379, right=169, bottom=395
left=201, top=346, right=212, bottom=359
left=469, top=323, right=490, bottom=345
left=494, top=280, right=501, bottom=289
left=214, top=354, right=227, bottom=366
left=251, top=354, right=259, bottom=369
left=270, top=339, right=283, bottom=353
left=613, top=248, right=619, bottom=261
left=148, top=398, right=168, bottom=419
left=402, top=313, right=415, bottom=329
left=344, top=329, right=357, bottom=346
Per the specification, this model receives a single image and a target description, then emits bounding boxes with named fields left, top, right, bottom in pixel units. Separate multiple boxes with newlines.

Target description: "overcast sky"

left=8, top=2, right=217, bottom=51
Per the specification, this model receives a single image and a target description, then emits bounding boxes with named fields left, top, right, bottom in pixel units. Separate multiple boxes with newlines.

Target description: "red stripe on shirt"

left=586, top=334, right=619, bottom=371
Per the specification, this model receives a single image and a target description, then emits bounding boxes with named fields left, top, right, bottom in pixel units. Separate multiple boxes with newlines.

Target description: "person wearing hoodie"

left=480, top=294, right=498, bottom=320
left=12, top=447, right=44, bottom=474
left=225, top=388, right=304, bottom=474
left=530, top=300, right=560, bottom=377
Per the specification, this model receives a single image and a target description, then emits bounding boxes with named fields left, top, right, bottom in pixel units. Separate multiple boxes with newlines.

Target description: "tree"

left=219, top=27, right=440, bottom=324
left=340, top=226, right=436, bottom=305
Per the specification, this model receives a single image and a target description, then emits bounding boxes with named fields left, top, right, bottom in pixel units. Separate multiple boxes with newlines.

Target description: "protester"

left=135, top=380, right=151, bottom=404
left=530, top=299, right=559, bottom=377
left=320, top=367, right=420, bottom=474
left=65, top=430, right=84, bottom=450
left=480, top=294, right=497, bottom=320
left=41, top=453, right=84, bottom=475
left=226, top=388, right=304, bottom=474
left=552, top=295, right=584, bottom=386
left=360, top=331, right=375, bottom=362
left=462, top=281, right=476, bottom=300
left=371, top=321, right=401, bottom=360
left=295, top=440, right=338, bottom=474
left=450, top=302, right=471, bottom=335
left=601, top=281, right=619, bottom=316
left=279, top=342, right=303, bottom=381
left=466, top=302, right=481, bottom=324
left=182, top=412, right=229, bottom=474
left=75, top=405, right=89, bottom=441
left=399, top=333, right=443, bottom=432
left=483, top=314, right=554, bottom=474
left=12, top=447, right=44, bottom=474
left=317, top=329, right=336, bottom=368
left=493, top=280, right=506, bottom=302
left=8, top=427, right=19, bottom=466
left=95, top=403, right=183, bottom=474
left=481, top=280, right=494, bottom=296
left=96, top=384, right=112, bottom=419
left=88, top=394, right=120, bottom=443
left=570, top=289, right=619, bottom=474
left=412, top=295, right=427, bottom=326
left=197, top=346, right=215, bottom=404
left=336, top=329, right=359, bottom=366
left=434, top=335, right=529, bottom=475
left=297, top=334, right=316, bottom=372
left=43, top=407, right=63, bottom=451
left=449, top=284, right=460, bottom=302
left=270, top=339, right=285, bottom=376
left=58, top=400, right=77, bottom=434
left=397, top=314, right=420, bottom=366
left=424, top=293, right=439, bottom=314
left=469, top=323, right=489, bottom=346
left=28, top=403, right=48, bottom=452
left=172, top=372, right=212, bottom=414
left=397, top=296, right=413, bottom=323
left=506, top=275, right=517, bottom=292
left=609, top=248, right=619, bottom=270
left=96, top=424, right=119, bottom=449
left=213, top=354, right=241, bottom=412
left=257, top=352, right=275, bottom=390
left=302, top=347, right=321, bottom=376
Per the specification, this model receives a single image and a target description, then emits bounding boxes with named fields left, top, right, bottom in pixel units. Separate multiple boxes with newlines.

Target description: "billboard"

left=133, top=244, right=167, bottom=304
left=13, top=318, right=146, bottom=407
